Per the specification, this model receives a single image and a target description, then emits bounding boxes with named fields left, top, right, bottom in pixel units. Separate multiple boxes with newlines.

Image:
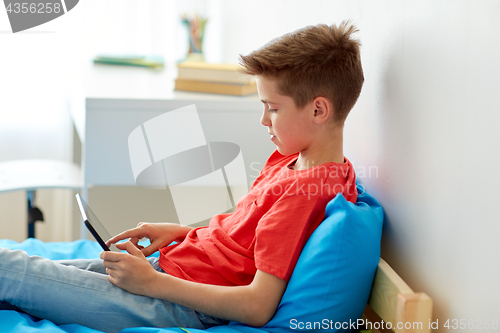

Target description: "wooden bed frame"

left=362, top=259, right=433, bottom=333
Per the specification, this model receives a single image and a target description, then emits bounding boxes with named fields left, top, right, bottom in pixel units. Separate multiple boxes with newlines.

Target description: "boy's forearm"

left=172, top=224, right=193, bottom=240
left=143, top=270, right=285, bottom=327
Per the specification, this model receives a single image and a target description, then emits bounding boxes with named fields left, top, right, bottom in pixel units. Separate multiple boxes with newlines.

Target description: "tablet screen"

left=76, top=194, right=119, bottom=252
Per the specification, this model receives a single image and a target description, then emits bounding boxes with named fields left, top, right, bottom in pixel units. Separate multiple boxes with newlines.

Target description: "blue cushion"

left=230, top=184, right=383, bottom=332
left=0, top=238, right=159, bottom=260
left=0, top=238, right=102, bottom=260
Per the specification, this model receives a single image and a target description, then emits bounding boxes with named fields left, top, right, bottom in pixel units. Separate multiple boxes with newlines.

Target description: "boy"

left=0, top=21, right=363, bottom=332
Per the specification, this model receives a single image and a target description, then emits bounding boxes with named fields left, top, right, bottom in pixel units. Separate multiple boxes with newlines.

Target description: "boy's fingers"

left=106, top=231, right=132, bottom=245
left=100, top=251, right=124, bottom=262
left=121, top=241, right=143, bottom=257
left=141, top=238, right=164, bottom=257
left=115, top=242, right=127, bottom=250
left=102, top=260, right=119, bottom=270
left=106, top=228, right=144, bottom=246
left=141, top=245, right=156, bottom=257
left=129, top=236, right=141, bottom=247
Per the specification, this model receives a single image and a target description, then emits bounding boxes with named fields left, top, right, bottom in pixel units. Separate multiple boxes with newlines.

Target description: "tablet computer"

left=76, top=193, right=119, bottom=252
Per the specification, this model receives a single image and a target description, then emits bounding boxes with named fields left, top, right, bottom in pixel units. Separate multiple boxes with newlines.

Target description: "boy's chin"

left=276, top=146, right=299, bottom=156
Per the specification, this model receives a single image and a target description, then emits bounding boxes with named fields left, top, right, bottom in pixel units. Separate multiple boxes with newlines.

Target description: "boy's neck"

left=292, top=126, right=344, bottom=170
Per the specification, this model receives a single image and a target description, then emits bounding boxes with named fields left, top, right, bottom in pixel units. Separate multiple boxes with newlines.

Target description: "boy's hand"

left=106, top=222, right=193, bottom=257
left=100, top=241, right=159, bottom=295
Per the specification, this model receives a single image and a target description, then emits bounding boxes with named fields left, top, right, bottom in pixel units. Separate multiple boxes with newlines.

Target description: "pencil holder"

left=181, top=14, right=208, bottom=62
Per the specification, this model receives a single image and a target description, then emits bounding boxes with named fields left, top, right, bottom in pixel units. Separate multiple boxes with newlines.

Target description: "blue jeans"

left=0, top=248, right=227, bottom=332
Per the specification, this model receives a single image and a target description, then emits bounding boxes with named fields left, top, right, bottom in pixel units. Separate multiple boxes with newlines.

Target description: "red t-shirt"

left=159, top=150, right=357, bottom=286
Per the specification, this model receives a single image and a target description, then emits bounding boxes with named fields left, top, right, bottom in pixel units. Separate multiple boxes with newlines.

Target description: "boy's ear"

left=311, top=97, right=333, bottom=124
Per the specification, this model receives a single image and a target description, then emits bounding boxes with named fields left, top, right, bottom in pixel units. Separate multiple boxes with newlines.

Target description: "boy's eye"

left=268, top=108, right=277, bottom=113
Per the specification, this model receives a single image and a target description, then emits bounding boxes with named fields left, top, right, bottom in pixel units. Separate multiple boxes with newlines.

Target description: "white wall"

left=216, top=0, right=500, bottom=330
left=0, top=2, right=83, bottom=241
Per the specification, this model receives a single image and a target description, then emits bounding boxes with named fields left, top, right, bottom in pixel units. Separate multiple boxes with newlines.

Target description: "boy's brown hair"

left=239, top=21, right=364, bottom=123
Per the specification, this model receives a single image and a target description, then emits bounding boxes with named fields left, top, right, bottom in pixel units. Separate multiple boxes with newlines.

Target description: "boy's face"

left=256, top=76, right=315, bottom=156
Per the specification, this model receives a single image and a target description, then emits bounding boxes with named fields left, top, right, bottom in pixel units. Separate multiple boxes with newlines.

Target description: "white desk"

left=73, top=64, right=274, bottom=237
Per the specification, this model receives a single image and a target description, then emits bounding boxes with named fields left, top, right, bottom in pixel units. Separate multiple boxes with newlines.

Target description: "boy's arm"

left=101, top=242, right=287, bottom=327
left=150, top=268, right=286, bottom=327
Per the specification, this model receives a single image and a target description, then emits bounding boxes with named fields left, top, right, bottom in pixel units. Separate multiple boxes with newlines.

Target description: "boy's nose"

left=260, top=110, right=271, bottom=127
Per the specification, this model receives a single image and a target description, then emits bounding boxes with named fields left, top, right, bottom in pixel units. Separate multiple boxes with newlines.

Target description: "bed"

left=0, top=187, right=432, bottom=333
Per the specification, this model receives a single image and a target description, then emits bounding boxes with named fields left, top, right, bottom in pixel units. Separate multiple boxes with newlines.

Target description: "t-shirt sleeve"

left=254, top=194, right=327, bottom=281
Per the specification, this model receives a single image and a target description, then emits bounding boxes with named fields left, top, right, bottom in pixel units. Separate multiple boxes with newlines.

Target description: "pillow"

left=229, top=184, right=383, bottom=332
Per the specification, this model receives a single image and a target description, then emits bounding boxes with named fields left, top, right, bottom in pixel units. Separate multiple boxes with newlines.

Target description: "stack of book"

left=175, top=62, right=257, bottom=96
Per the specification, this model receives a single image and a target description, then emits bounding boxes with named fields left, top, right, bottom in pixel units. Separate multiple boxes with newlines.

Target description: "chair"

left=0, top=159, right=82, bottom=238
